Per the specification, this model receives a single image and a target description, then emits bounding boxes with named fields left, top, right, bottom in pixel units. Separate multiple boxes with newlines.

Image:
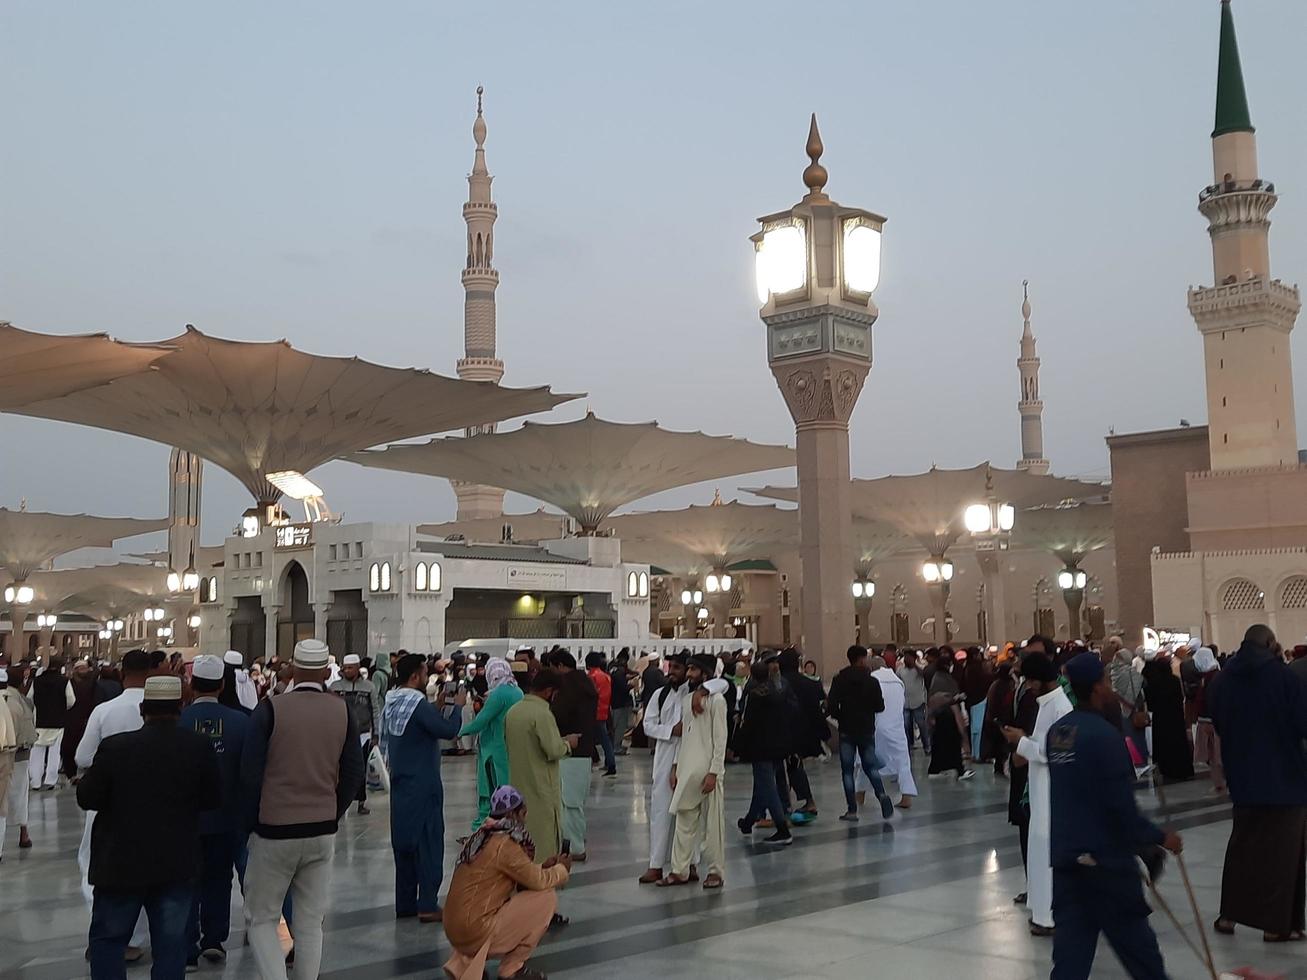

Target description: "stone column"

left=977, top=551, right=1007, bottom=646
left=927, top=581, right=951, bottom=644
left=854, top=596, right=872, bottom=645
left=706, top=590, right=732, bottom=639
left=8, top=599, right=28, bottom=660
left=775, top=364, right=866, bottom=677
left=1062, top=588, right=1084, bottom=644
left=313, top=601, right=332, bottom=643
left=263, top=604, right=281, bottom=663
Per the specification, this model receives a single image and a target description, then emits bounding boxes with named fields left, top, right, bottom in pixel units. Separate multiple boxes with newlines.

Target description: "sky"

left=2, top=0, right=1306, bottom=555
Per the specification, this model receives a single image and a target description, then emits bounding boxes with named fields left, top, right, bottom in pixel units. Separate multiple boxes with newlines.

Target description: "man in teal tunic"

left=381, top=653, right=461, bottom=921
left=459, top=658, right=524, bottom=830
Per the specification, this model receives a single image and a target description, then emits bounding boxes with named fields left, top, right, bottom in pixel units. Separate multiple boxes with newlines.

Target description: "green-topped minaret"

left=1187, top=0, right=1300, bottom=471
left=1213, top=0, right=1254, bottom=136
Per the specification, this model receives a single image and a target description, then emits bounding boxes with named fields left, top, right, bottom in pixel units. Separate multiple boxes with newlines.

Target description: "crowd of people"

left=0, top=624, right=1304, bottom=980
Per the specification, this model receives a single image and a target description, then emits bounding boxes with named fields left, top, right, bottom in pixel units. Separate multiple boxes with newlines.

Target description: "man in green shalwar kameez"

left=504, top=669, right=576, bottom=862
left=459, top=658, right=524, bottom=830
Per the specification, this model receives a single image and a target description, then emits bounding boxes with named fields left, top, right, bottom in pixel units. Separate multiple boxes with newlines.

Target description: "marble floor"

left=0, top=748, right=1298, bottom=979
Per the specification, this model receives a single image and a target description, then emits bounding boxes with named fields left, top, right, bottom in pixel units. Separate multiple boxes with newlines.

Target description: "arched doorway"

left=277, top=561, right=315, bottom=661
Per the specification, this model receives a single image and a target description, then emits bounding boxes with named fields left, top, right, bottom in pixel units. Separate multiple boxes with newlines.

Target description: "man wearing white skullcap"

left=77, top=674, right=220, bottom=977
left=241, top=638, right=365, bottom=979
left=223, top=651, right=259, bottom=712
left=179, top=655, right=250, bottom=967
left=329, top=653, right=378, bottom=816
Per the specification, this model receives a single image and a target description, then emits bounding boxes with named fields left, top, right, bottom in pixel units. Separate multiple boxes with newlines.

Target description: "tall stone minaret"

left=1188, top=0, right=1300, bottom=470
left=452, top=86, right=507, bottom=520
left=1016, top=281, right=1049, bottom=474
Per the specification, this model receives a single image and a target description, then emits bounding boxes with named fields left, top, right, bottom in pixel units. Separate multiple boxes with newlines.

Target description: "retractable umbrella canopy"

left=15, top=563, right=170, bottom=610
left=11, top=326, right=579, bottom=504
left=351, top=413, right=795, bottom=534
left=1015, top=499, right=1115, bottom=566
left=752, top=463, right=1102, bottom=556
left=0, top=509, right=171, bottom=583
left=0, top=323, right=169, bottom=409
left=606, top=501, right=798, bottom=574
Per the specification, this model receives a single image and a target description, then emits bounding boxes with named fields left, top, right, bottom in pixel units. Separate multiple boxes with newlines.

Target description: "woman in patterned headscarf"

left=460, top=657, right=525, bottom=830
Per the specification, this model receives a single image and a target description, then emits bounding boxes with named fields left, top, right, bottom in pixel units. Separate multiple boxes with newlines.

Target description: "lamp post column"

left=1063, top=586, right=1085, bottom=643
left=854, top=594, right=872, bottom=644
left=755, top=116, right=883, bottom=678
left=9, top=595, right=28, bottom=661
left=264, top=604, right=281, bottom=663
left=977, top=550, right=1006, bottom=646
left=927, top=579, right=950, bottom=644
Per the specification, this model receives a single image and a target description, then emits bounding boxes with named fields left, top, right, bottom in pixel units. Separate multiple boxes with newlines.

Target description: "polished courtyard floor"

left=0, top=746, right=1298, bottom=979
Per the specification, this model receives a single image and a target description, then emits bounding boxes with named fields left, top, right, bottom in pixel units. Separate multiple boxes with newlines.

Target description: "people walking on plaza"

left=1006, top=651, right=1048, bottom=905
left=962, top=646, right=992, bottom=762
left=897, top=650, right=930, bottom=752
left=548, top=651, right=597, bottom=860
left=661, top=654, right=728, bottom=889
left=982, top=660, right=1014, bottom=776
left=1047, top=652, right=1181, bottom=980
left=380, top=652, right=462, bottom=922
left=75, top=647, right=155, bottom=958
left=1142, top=648, right=1193, bottom=782
left=1190, top=646, right=1225, bottom=795
left=776, top=648, right=822, bottom=817
left=62, top=660, right=100, bottom=781
left=608, top=650, right=635, bottom=757
left=734, top=661, right=792, bottom=844
left=926, top=678, right=972, bottom=779
left=859, top=655, right=916, bottom=809
left=77, top=675, right=220, bottom=980
left=29, top=656, right=73, bottom=790
left=585, top=651, right=617, bottom=777
left=443, top=785, right=571, bottom=980
left=240, top=638, right=365, bottom=980
left=179, top=655, right=249, bottom=968
left=505, top=670, right=577, bottom=864
left=1107, top=638, right=1149, bottom=768
left=825, top=645, right=894, bottom=822
left=1209, top=624, right=1307, bottom=942
left=461, top=657, right=525, bottom=830
left=330, top=653, right=378, bottom=816
left=0, top=670, right=18, bottom=862
left=0, top=667, right=35, bottom=855
left=1003, top=649, right=1072, bottom=937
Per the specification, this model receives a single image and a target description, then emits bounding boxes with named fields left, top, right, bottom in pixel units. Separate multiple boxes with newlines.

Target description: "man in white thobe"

left=639, top=654, right=726, bottom=884
left=856, top=659, right=918, bottom=808
left=75, top=649, right=154, bottom=955
left=224, top=650, right=259, bottom=710
left=663, top=655, right=728, bottom=889
left=1005, top=674, right=1072, bottom=935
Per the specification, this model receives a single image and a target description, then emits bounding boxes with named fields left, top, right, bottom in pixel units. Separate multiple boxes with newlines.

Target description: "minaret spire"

left=453, top=86, right=507, bottom=520
left=1189, top=0, right=1300, bottom=470
left=1016, top=280, right=1049, bottom=474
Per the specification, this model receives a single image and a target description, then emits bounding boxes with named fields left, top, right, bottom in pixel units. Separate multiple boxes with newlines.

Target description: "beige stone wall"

left=1187, top=465, right=1307, bottom=550
left=1152, top=547, right=1307, bottom=650
left=1107, top=426, right=1211, bottom=642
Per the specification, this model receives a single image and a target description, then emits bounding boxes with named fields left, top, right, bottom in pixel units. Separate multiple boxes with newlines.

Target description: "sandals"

left=637, top=868, right=663, bottom=885
left=1213, top=918, right=1235, bottom=935
left=1263, top=930, right=1306, bottom=943
left=655, top=874, right=692, bottom=887
left=702, top=873, right=724, bottom=890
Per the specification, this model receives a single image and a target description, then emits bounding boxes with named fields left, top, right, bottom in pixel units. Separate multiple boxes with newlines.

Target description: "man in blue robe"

left=381, top=653, right=462, bottom=921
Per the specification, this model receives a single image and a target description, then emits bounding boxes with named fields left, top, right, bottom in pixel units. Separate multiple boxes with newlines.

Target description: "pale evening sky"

left=1, top=0, right=1305, bottom=555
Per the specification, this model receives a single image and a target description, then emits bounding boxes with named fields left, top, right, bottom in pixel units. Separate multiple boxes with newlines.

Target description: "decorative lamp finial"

left=1021, top=279, right=1031, bottom=321
left=473, top=86, right=487, bottom=149
left=802, top=113, right=828, bottom=198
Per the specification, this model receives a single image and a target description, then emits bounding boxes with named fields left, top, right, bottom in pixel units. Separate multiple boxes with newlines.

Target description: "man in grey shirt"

left=896, top=651, right=929, bottom=752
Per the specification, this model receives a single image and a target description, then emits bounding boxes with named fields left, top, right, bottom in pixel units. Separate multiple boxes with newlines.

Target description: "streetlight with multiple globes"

left=679, top=586, right=704, bottom=639
left=1058, top=566, right=1089, bottom=641
left=965, top=467, right=1016, bottom=645
left=921, top=558, right=955, bottom=643
left=703, top=571, right=734, bottom=639
left=851, top=576, right=875, bottom=644
left=754, top=115, right=884, bottom=676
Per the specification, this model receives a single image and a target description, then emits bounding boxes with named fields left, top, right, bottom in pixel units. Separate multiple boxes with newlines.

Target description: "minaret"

left=1188, top=0, right=1300, bottom=470
left=452, top=86, right=507, bottom=519
left=1016, top=281, right=1049, bottom=474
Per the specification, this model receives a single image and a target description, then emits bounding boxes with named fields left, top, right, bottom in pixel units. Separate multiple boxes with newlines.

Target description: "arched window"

left=1280, top=575, right=1307, bottom=610
left=430, top=562, right=442, bottom=593
left=638, top=571, right=649, bottom=598
left=380, top=562, right=392, bottom=592
left=369, top=563, right=381, bottom=592
left=415, top=562, right=428, bottom=592
left=1220, top=578, right=1264, bottom=611
left=627, top=571, right=638, bottom=597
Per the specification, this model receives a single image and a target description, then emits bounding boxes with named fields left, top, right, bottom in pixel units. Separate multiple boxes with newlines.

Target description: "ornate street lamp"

left=679, top=586, right=704, bottom=639
left=1058, top=566, right=1088, bottom=641
left=703, top=570, right=734, bottom=639
left=851, top=576, right=875, bottom=643
left=965, top=466, right=1016, bottom=644
left=921, top=558, right=955, bottom=643
left=754, top=115, right=884, bottom=675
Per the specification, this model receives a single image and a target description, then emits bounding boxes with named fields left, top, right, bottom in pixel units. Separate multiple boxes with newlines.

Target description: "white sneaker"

left=958, top=769, right=975, bottom=781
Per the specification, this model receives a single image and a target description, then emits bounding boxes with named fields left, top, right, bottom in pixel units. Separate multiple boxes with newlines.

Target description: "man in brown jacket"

left=443, top=785, right=570, bottom=980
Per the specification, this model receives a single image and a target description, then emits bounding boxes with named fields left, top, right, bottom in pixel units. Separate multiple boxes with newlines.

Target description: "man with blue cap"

left=1046, top=652, right=1183, bottom=979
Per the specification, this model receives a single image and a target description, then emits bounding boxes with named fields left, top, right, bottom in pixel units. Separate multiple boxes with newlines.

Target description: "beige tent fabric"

left=0, top=323, right=167, bottom=409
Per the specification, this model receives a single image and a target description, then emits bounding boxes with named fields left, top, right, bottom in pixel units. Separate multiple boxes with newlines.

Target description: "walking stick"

left=1153, top=778, right=1219, bottom=980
